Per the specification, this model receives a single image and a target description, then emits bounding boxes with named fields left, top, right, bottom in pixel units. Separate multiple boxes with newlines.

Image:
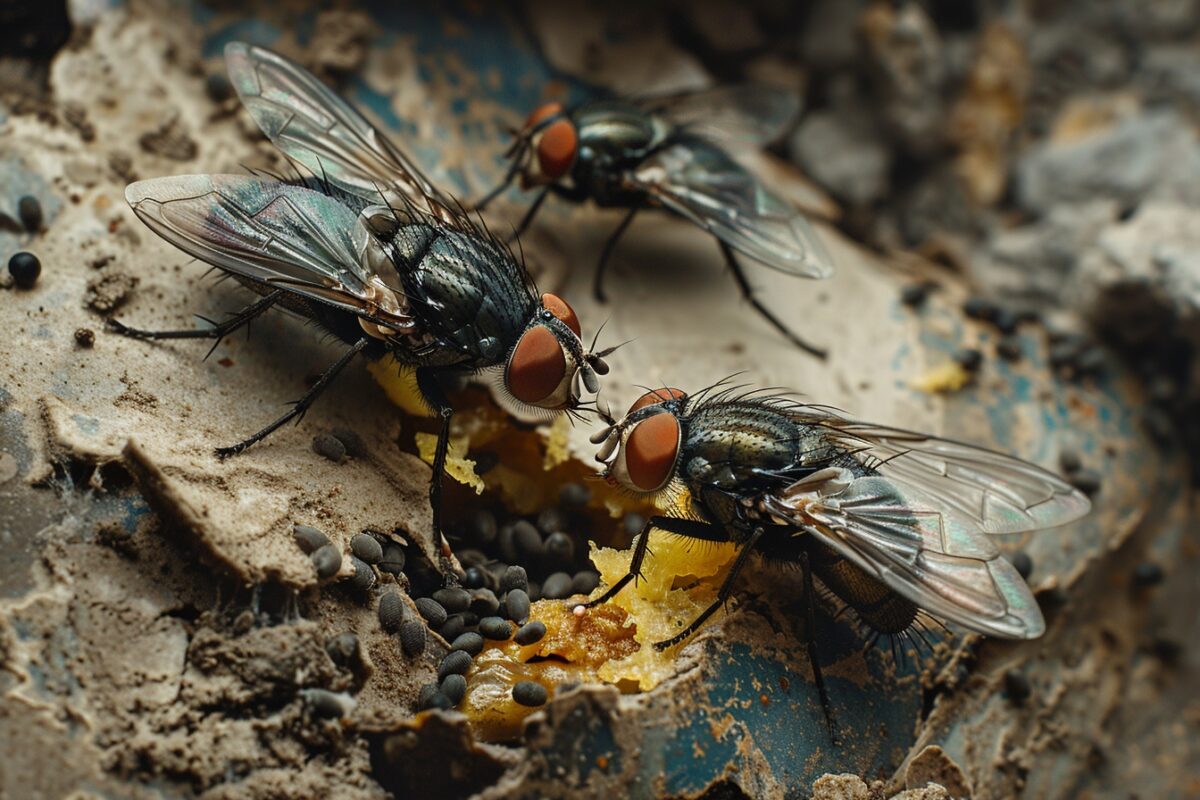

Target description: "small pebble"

left=537, top=508, right=568, bottom=535
left=512, top=681, right=548, bottom=707
left=465, top=510, right=498, bottom=545
left=500, top=565, right=529, bottom=594
left=439, top=614, right=466, bottom=642
left=571, top=570, right=600, bottom=595
left=312, top=432, right=346, bottom=462
left=996, top=336, right=1022, bottom=361
left=1068, top=468, right=1102, bottom=496
left=399, top=620, right=426, bottom=657
left=325, top=632, right=359, bottom=666
left=311, top=544, right=342, bottom=580
left=497, top=524, right=519, bottom=563
left=469, top=588, right=500, bottom=617
left=512, top=520, right=543, bottom=558
left=542, top=572, right=574, bottom=600
left=514, top=620, right=547, bottom=646
left=74, top=328, right=95, bottom=348
left=899, top=283, right=930, bottom=308
left=347, top=555, right=376, bottom=592
left=543, top=532, right=575, bottom=566
left=463, top=567, right=487, bottom=589
left=559, top=482, right=591, bottom=507
left=351, top=533, right=383, bottom=564
left=305, top=689, right=352, bottom=719
left=1010, top=551, right=1033, bottom=580
left=378, top=542, right=406, bottom=575
left=438, top=650, right=473, bottom=680
left=953, top=347, right=983, bottom=372
left=1002, top=670, right=1031, bottom=706
left=293, top=524, right=330, bottom=553
left=433, top=587, right=472, bottom=614
left=451, top=631, right=485, bottom=655
left=441, top=673, right=467, bottom=705
left=205, top=72, right=234, bottom=103
left=8, top=252, right=41, bottom=289
left=623, top=513, right=646, bottom=536
left=479, top=616, right=513, bottom=640
left=1132, top=562, right=1164, bottom=588
left=962, top=296, right=1000, bottom=322
left=505, top=589, right=531, bottom=624
left=415, top=597, right=448, bottom=627
left=17, top=195, right=42, bottom=232
left=378, top=591, right=405, bottom=632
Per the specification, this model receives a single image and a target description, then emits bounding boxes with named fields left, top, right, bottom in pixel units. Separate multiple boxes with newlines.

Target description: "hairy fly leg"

left=583, top=516, right=730, bottom=608
left=108, top=289, right=284, bottom=360
left=653, top=525, right=763, bottom=651
left=416, top=367, right=455, bottom=543
left=801, top=548, right=840, bottom=745
left=215, top=336, right=371, bottom=458
left=592, top=204, right=641, bottom=303
left=719, top=242, right=826, bottom=359
left=506, top=187, right=550, bottom=242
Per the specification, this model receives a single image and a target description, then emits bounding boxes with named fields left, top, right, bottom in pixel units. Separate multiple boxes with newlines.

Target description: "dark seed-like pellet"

left=559, top=482, right=591, bottom=507
left=9, top=252, right=41, bottom=289
left=417, top=683, right=439, bottom=709
left=571, top=570, right=600, bottom=595
left=623, top=513, right=646, bottom=536
left=543, top=532, right=575, bottom=566
left=1010, top=551, right=1033, bottom=580
left=537, top=508, right=568, bottom=535
left=293, top=524, right=329, bottom=554
left=312, top=432, right=346, bottom=462
left=497, top=524, right=519, bottom=563
left=1068, top=468, right=1102, bottom=496
left=379, top=592, right=405, bottom=632
left=438, top=650, right=472, bottom=680
left=433, top=587, right=471, bottom=614
left=500, top=565, right=528, bottom=594
left=1059, top=449, right=1081, bottom=474
left=1133, top=562, right=1164, bottom=588
left=513, top=520, right=543, bottom=558
left=900, top=283, right=929, bottom=308
left=954, top=347, right=983, bottom=372
left=331, top=427, right=367, bottom=457
left=512, top=681, right=548, bottom=707
left=464, top=567, right=486, bottom=589
left=400, top=620, right=426, bottom=656
left=514, top=620, right=547, bottom=646
left=325, top=632, right=359, bottom=666
left=415, top=597, right=448, bottom=627
left=505, top=589, right=531, bottom=624
left=74, top=328, right=95, bottom=347
left=347, top=555, right=376, bottom=592
left=440, top=614, right=466, bottom=642
left=419, top=688, right=453, bottom=711
left=451, top=631, right=484, bottom=655
left=458, top=611, right=479, bottom=627
left=1002, top=670, right=1031, bottom=705
left=479, top=616, right=513, bottom=640
left=465, top=510, right=498, bottom=545
left=306, top=689, right=349, bottom=719
left=441, top=673, right=467, bottom=704
left=205, top=72, right=234, bottom=103
left=470, top=588, right=500, bottom=617
left=996, top=336, right=1022, bottom=361
left=542, top=572, right=574, bottom=600
left=963, top=296, right=1000, bottom=322
left=527, top=581, right=541, bottom=602
left=311, top=544, right=342, bottom=579
left=17, top=195, right=42, bottom=232
left=457, top=548, right=489, bottom=568
left=993, top=309, right=1018, bottom=335
left=351, top=533, right=383, bottom=564
left=379, top=542, right=406, bottom=575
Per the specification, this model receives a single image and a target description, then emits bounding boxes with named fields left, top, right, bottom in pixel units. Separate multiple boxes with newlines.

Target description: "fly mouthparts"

left=580, top=363, right=601, bottom=395
left=585, top=352, right=610, bottom=376
left=589, top=425, right=615, bottom=445
left=594, top=432, right=620, bottom=463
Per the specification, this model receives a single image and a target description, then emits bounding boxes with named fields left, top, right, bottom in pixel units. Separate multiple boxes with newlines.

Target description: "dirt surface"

left=1, top=2, right=1198, bottom=799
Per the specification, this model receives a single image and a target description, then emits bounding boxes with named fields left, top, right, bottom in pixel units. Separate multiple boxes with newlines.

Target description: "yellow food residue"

left=366, top=357, right=433, bottom=417
left=415, top=432, right=484, bottom=494
left=911, top=361, right=973, bottom=394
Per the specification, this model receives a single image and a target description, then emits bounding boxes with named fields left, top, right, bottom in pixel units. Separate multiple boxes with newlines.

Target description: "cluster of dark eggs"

left=6, top=195, right=43, bottom=290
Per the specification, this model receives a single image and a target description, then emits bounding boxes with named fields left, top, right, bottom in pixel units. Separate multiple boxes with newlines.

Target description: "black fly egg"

left=514, top=621, right=547, bottom=646
left=571, top=570, right=600, bottom=595
left=311, top=544, right=342, bottom=580
left=559, top=482, right=591, bottom=507
left=399, top=620, right=426, bottom=657
left=479, top=616, right=513, bottom=640
left=379, top=591, right=405, bottom=632
left=293, top=524, right=330, bottom=554
left=379, top=543, right=406, bottom=575
left=500, top=565, right=528, bottom=594
left=441, top=673, right=467, bottom=705
left=417, top=683, right=451, bottom=711
left=351, top=532, right=383, bottom=564
left=439, top=614, right=466, bottom=642
left=438, top=650, right=472, bottom=680
left=541, top=572, right=573, bottom=600
left=469, top=588, right=500, bottom=617
left=451, top=632, right=484, bottom=655
left=432, top=587, right=471, bottom=614
left=325, top=632, right=359, bottom=667
left=17, top=195, right=43, bottom=232
left=542, top=532, right=575, bottom=566
left=415, top=597, right=448, bottom=627
left=512, top=520, right=543, bottom=559
left=512, top=681, right=548, bottom=707
left=504, top=589, right=531, bottom=624
left=347, top=556, right=376, bottom=592
left=8, top=252, right=42, bottom=289
left=312, top=432, right=347, bottom=462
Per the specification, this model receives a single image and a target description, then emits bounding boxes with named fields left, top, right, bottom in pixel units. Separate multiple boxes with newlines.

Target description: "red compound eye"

left=535, top=119, right=578, bottom=180
left=625, top=413, right=681, bottom=492
left=508, top=325, right=566, bottom=405
left=541, top=292, right=581, bottom=337
left=627, top=387, right=688, bottom=416
left=525, top=102, right=563, bottom=130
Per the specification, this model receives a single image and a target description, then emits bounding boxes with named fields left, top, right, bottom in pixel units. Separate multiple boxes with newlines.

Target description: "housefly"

left=584, top=383, right=1090, bottom=736
left=477, top=87, right=834, bottom=357
left=110, top=42, right=613, bottom=538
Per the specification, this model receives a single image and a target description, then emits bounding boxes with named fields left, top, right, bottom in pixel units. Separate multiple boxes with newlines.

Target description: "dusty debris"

left=84, top=271, right=138, bottom=314
left=138, top=114, right=200, bottom=162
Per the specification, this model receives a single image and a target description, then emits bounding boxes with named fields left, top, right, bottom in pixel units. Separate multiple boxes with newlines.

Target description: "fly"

left=109, top=42, right=614, bottom=540
left=584, top=382, right=1091, bottom=738
left=477, top=87, right=834, bottom=358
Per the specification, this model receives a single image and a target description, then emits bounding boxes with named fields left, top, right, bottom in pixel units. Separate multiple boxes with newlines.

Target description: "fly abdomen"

left=808, top=541, right=918, bottom=635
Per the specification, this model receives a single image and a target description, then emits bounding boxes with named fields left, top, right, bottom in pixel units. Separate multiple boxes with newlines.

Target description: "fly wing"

left=224, top=41, right=459, bottom=225
left=636, top=85, right=801, bottom=147
left=626, top=139, right=832, bottom=279
left=821, top=419, right=1091, bottom=534
left=764, top=471, right=1046, bottom=639
left=125, top=175, right=411, bottom=329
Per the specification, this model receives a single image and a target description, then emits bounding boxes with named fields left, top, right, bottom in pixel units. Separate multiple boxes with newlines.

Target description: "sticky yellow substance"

left=911, top=361, right=973, bottom=393
left=366, top=357, right=433, bottom=417
left=415, top=433, right=484, bottom=494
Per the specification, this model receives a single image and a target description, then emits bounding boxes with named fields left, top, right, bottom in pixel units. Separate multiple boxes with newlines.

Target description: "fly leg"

left=506, top=187, right=550, bottom=242
left=473, top=161, right=520, bottom=212
left=415, top=368, right=454, bottom=545
left=653, top=526, right=763, bottom=651
left=801, top=548, right=840, bottom=745
left=108, top=289, right=284, bottom=360
left=593, top=205, right=640, bottom=303
left=214, top=336, right=370, bottom=458
left=719, top=242, right=827, bottom=359
left=582, top=516, right=728, bottom=608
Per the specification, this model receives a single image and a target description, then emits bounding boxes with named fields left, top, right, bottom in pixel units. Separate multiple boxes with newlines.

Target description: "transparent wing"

left=764, top=472, right=1047, bottom=639
left=224, top=41, right=459, bottom=225
left=626, top=139, right=832, bottom=279
left=821, top=419, right=1092, bottom=534
left=636, top=85, right=801, bottom=147
left=125, top=175, right=411, bottom=329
